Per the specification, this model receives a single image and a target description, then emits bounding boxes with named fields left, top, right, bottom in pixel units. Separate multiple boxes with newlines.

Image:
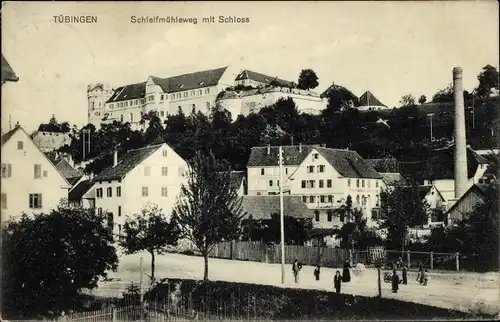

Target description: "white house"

left=92, top=143, right=188, bottom=236
left=246, top=144, right=384, bottom=228
left=400, top=185, right=446, bottom=227
left=356, top=91, right=391, bottom=111
left=1, top=125, right=71, bottom=222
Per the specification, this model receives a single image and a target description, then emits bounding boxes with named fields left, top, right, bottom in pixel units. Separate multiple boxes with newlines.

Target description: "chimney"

left=113, top=150, right=118, bottom=167
left=299, top=143, right=302, bottom=153
left=267, top=145, right=271, bottom=155
left=453, top=67, right=468, bottom=199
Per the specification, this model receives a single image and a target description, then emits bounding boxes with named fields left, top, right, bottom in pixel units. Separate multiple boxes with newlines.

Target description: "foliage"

left=418, top=95, right=427, bottom=104
left=37, top=115, right=71, bottom=133
left=297, top=69, right=319, bottom=90
left=1, top=206, right=118, bottom=319
left=119, top=203, right=180, bottom=282
left=324, top=85, right=359, bottom=113
left=475, top=65, right=499, bottom=100
left=240, top=214, right=313, bottom=245
left=379, top=184, right=430, bottom=249
left=399, top=94, right=416, bottom=107
left=171, top=151, right=246, bottom=280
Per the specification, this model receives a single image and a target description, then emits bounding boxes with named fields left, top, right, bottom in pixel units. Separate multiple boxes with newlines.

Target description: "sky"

left=1, top=1, right=499, bottom=132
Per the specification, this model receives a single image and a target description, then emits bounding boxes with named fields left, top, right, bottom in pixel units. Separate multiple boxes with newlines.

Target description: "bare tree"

left=171, top=151, right=246, bottom=280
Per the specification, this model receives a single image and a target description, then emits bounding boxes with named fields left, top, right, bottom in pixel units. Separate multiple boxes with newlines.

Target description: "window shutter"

left=7, top=164, right=11, bottom=177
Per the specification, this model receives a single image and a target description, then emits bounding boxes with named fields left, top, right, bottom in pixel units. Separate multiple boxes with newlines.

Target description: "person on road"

left=292, top=259, right=302, bottom=284
left=342, top=259, right=351, bottom=282
left=417, top=265, right=423, bottom=283
left=334, top=270, right=342, bottom=293
left=391, top=269, right=400, bottom=293
left=402, top=264, right=408, bottom=285
left=314, top=264, right=321, bottom=281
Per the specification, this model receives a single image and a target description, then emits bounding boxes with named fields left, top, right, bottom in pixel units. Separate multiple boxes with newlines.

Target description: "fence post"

left=406, top=250, right=410, bottom=268
left=430, top=251, right=434, bottom=270
left=112, top=308, right=116, bottom=322
left=377, top=267, right=381, bottom=298
left=349, top=249, right=353, bottom=265
left=455, top=252, right=460, bottom=271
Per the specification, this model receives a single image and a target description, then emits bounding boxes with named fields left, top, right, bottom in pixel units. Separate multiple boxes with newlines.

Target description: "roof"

left=67, top=176, right=83, bottom=187
left=94, top=144, right=163, bottom=181
left=68, top=179, right=95, bottom=201
left=445, top=184, right=489, bottom=215
left=358, top=91, right=386, bottom=107
left=247, top=145, right=381, bottom=179
left=55, top=159, right=82, bottom=179
left=1, top=54, right=19, bottom=83
left=151, top=66, right=228, bottom=94
left=241, top=196, right=313, bottom=220
left=1, top=126, right=20, bottom=146
left=423, top=146, right=490, bottom=180
left=106, top=82, right=146, bottom=103
left=235, top=70, right=294, bottom=88
left=380, top=172, right=408, bottom=186
left=229, top=171, right=245, bottom=189
left=320, top=83, right=357, bottom=99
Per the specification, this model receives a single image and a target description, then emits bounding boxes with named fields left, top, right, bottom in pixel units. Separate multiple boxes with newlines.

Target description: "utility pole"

left=279, top=146, right=285, bottom=284
left=139, top=256, right=144, bottom=321
left=427, top=113, right=434, bottom=144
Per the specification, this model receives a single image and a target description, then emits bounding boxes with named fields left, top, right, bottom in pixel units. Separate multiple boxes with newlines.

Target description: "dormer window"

left=179, top=84, right=184, bottom=89
left=199, top=81, right=204, bottom=85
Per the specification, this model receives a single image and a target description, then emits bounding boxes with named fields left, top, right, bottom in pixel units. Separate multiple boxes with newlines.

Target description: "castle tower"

left=453, top=67, right=468, bottom=199
left=87, top=83, right=114, bottom=127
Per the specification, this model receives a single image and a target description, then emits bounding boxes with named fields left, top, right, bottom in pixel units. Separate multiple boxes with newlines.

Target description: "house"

left=400, top=185, right=446, bottom=227
left=356, top=91, right=390, bottom=111
left=90, top=66, right=234, bottom=130
left=446, top=184, right=489, bottom=225
left=422, top=146, right=490, bottom=202
left=379, top=172, right=408, bottom=190
left=1, top=54, right=18, bottom=85
left=230, top=170, right=247, bottom=196
left=92, top=143, right=188, bottom=236
left=68, top=178, right=95, bottom=209
left=246, top=144, right=383, bottom=227
left=234, top=70, right=294, bottom=88
left=1, top=125, right=71, bottom=222
left=240, top=195, right=313, bottom=220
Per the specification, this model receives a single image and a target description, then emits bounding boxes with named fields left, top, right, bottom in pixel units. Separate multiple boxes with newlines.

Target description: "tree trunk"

left=203, top=252, right=209, bottom=281
left=150, top=250, right=155, bottom=283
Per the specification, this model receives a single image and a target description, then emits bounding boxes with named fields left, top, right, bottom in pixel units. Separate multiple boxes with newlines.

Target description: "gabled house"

left=399, top=185, right=446, bottom=227
left=68, top=178, right=95, bottom=209
left=1, top=125, right=71, bottom=222
left=446, top=184, right=489, bottom=225
left=230, top=171, right=247, bottom=196
left=246, top=144, right=383, bottom=226
left=92, top=143, right=188, bottom=236
left=241, top=195, right=313, bottom=221
left=357, top=90, right=389, bottom=111
left=1, top=54, right=19, bottom=85
left=234, top=70, right=294, bottom=88
left=54, top=158, right=83, bottom=187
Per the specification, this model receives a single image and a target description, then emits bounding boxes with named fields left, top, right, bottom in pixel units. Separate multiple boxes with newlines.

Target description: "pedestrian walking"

left=292, top=259, right=302, bottom=284
left=314, top=264, right=320, bottom=281
left=334, top=270, right=342, bottom=293
left=417, top=265, right=424, bottom=283
left=402, top=264, right=408, bottom=285
left=391, top=269, right=400, bottom=293
left=342, top=259, right=351, bottom=282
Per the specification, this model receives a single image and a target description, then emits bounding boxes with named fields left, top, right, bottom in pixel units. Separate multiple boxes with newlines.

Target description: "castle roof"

left=235, top=70, right=294, bottom=88
left=358, top=91, right=386, bottom=107
left=106, top=82, right=146, bottom=104
left=151, top=66, right=228, bottom=94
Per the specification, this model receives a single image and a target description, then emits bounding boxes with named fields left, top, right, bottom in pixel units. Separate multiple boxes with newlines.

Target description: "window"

left=120, top=114, right=124, bottom=122
left=318, top=165, right=325, bottom=172
left=320, top=195, right=326, bottom=203
left=135, top=99, right=139, bottom=105
left=376, top=181, right=379, bottom=188
left=160, top=94, right=164, bottom=100
left=178, top=166, right=186, bottom=177
left=327, top=211, right=333, bottom=222
left=198, top=89, right=202, bottom=95
left=29, top=193, right=42, bottom=209
left=97, top=207, right=103, bottom=215
left=307, top=165, right=314, bottom=173
left=163, top=149, right=168, bottom=157
left=192, top=104, right=196, bottom=110
left=319, top=180, right=324, bottom=188
left=269, top=180, right=273, bottom=187
left=356, top=179, right=360, bottom=187
left=124, top=101, right=128, bottom=107
left=277, top=180, right=279, bottom=187
left=96, top=188, right=103, bottom=198
left=315, top=211, right=320, bottom=221
left=116, top=186, right=121, bottom=197
left=301, top=180, right=306, bottom=188
left=118, top=224, right=122, bottom=236
left=161, top=186, right=168, bottom=197
left=34, top=164, right=42, bottom=179
left=107, top=213, right=114, bottom=230
left=1, top=164, right=12, bottom=178
left=309, top=196, right=315, bottom=203
left=327, top=179, right=332, bottom=188
left=206, top=102, right=210, bottom=111
left=191, top=90, right=195, bottom=96
left=205, top=88, right=210, bottom=94
left=285, top=168, right=288, bottom=175
left=17, top=141, right=23, bottom=150
left=367, top=180, right=371, bottom=188
left=144, top=166, right=151, bottom=176
left=107, top=187, right=112, bottom=197
left=362, top=195, right=367, bottom=206
left=184, top=92, right=188, bottom=98
left=302, top=196, right=308, bottom=203
left=356, top=195, right=360, bottom=204
left=118, top=206, right=122, bottom=217
left=261, top=168, right=265, bottom=175
left=130, top=113, right=134, bottom=122
left=308, top=180, right=315, bottom=188
left=142, top=186, right=149, bottom=197
left=313, top=153, right=319, bottom=159
left=328, top=195, right=333, bottom=203
left=362, top=180, right=365, bottom=188
left=162, top=166, right=168, bottom=176
left=1, top=193, right=7, bottom=209
left=148, top=95, right=155, bottom=102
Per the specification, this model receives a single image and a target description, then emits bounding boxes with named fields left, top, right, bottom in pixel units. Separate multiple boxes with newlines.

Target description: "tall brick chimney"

left=453, top=67, right=468, bottom=199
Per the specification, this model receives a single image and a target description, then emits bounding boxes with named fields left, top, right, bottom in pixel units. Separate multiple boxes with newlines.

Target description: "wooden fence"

left=208, top=241, right=368, bottom=268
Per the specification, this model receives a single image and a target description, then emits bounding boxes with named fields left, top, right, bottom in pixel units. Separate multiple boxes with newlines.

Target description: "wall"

left=1, top=129, right=70, bottom=222
left=357, top=105, right=392, bottom=112
left=94, top=144, right=188, bottom=235
left=32, top=131, right=71, bottom=152
left=247, top=164, right=297, bottom=196
left=87, top=83, right=114, bottom=127
left=448, top=189, right=484, bottom=224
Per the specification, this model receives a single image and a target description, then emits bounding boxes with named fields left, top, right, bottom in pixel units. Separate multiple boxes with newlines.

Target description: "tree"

left=399, top=94, right=416, bottom=107
left=432, top=84, right=454, bottom=103
left=324, top=86, right=359, bottom=113
left=475, top=65, right=499, bottom=100
left=1, top=206, right=118, bottom=319
left=297, top=69, right=319, bottom=90
left=119, top=203, right=180, bottom=283
left=418, top=95, right=427, bottom=104
left=171, top=151, right=246, bottom=280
